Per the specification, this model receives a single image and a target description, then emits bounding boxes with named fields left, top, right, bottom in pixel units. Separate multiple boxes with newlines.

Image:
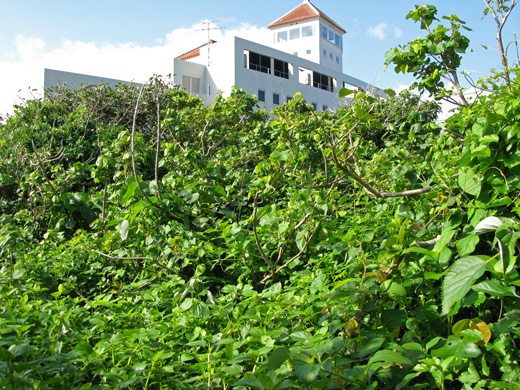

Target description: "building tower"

left=267, top=0, right=345, bottom=72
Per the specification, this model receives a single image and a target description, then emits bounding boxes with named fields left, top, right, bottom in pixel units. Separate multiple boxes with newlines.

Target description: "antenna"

left=194, top=21, right=225, bottom=66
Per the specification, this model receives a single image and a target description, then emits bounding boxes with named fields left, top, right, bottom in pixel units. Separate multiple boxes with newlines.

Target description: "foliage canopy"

left=1, top=3, right=520, bottom=389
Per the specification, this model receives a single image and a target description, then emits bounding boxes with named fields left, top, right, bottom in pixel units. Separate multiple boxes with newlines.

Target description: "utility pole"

left=194, top=21, right=225, bottom=67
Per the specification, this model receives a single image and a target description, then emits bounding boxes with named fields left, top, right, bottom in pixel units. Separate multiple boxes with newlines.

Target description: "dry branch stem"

left=260, top=221, right=322, bottom=284
left=155, top=97, right=163, bottom=201
left=31, top=139, right=57, bottom=196
left=131, top=85, right=169, bottom=215
left=330, top=142, right=432, bottom=198
left=413, top=235, right=441, bottom=248
left=86, top=249, right=173, bottom=274
left=252, top=192, right=275, bottom=273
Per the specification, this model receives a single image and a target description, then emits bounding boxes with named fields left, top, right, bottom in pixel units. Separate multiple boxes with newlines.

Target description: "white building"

left=173, top=0, right=379, bottom=112
left=45, top=0, right=380, bottom=112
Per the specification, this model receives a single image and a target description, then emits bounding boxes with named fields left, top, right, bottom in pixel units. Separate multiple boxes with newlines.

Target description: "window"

left=191, top=77, right=200, bottom=93
left=323, top=105, right=329, bottom=111
left=302, top=25, right=313, bottom=37
left=321, top=23, right=342, bottom=48
left=287, top=96, right=293, bottom=103
left=207, top=84, right=211, bottom=95
left=277, top=31, right=287, bottom=42
left=258, top=89, right=266, bottom=102
left=181, top=75, right=200, bottom=93
left=323, top=49, right=327, bottom=56
left=311, top=102, right=317, bottom=110
left=330, top=53, right=333, bottom=60
left=313, top=71, right=332, bottom=92
left=321, top=24, right=328, bottom=39
left=248, top=51, right=271, bottom=74
left=273, top=93, right=280, bottom=105
left=336, top=56, right=340, bottom=64
left=306, top=49, right=311, bottom=55
left=290, top=28, right=300, bottom=40
left=273, top=59, right=289, bottom=79
left=335, top=33, right=342, bottom=48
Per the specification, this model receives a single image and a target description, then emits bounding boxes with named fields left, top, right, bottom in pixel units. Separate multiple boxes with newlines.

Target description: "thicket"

left=1, top=2, right=519, bottom=389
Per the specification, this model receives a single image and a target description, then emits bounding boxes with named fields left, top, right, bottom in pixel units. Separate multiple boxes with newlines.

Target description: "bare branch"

left=31, top=139, right=57, bottom=196
left=261, top=221, right=322, bottom=284
left=155, top=97, right=163, bottom=201
left=252, top=192, right=275, bottom=273
left=413, top=235, right=441, bottom=248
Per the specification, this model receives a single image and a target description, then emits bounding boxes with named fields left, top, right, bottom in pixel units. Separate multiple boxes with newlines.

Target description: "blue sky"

left=1, top=0, right=518, bottom=114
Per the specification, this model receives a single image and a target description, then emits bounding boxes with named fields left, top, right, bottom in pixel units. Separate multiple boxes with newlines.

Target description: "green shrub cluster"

left=1, top=3, right=520, bottom=389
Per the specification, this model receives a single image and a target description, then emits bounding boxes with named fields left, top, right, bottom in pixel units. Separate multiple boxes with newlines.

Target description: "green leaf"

left=294, top=360, right=322, bottom=384
left=270, top=150, right=293, bottom=162
left=338, top=88, right=356, bottom=98
left=233, top=378, right=265, bottom=390
left=11, top=269, right=25, bottom=280
left=193, top=302, right=210, bottom=319
left=458, top=167, right=481, bottom=197
left=472, top=280, right=516, bottom=297
left=121, top=181, right=138, bottom=205
left=357, top=338, right=385, bottom=358
left=368, top=350, right=412, bottom=366
left=267, top=348, right=290, bottom=372
left=431, top=336, right=481, bottom=362
left=442, top=256, right=487, bottom=315
left=456, top=234, right=479, bottom=257
left=381, top=309, right=407, bottom=329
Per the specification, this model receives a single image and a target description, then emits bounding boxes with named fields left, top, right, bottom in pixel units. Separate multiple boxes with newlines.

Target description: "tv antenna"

left=194, top=21, right=225, bottom=66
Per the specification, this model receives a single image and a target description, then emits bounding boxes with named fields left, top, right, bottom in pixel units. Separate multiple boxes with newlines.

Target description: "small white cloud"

left=393, top=27, right=403, bottom=39
left=15, top=35, right=45, bottom=60
left=368, top=23, right=388, bottom=40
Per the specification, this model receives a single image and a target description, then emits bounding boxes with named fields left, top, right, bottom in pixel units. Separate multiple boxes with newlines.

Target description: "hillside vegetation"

left=1, top=3, right=519, bottom=389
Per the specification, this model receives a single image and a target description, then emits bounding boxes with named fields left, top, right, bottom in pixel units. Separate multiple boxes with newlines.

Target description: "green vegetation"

left=1, top=2, right=519, bottom=389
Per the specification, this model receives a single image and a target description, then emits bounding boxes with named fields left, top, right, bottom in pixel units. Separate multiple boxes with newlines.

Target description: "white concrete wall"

left=270, top=19, right=321, bottom=64
left=232, top=37, right=373, bottom=113
left=44, top=68, right=142, bottom=90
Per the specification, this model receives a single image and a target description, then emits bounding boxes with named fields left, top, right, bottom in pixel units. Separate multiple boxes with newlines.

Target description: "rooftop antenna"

left=194, top=21, right=225, bottom=66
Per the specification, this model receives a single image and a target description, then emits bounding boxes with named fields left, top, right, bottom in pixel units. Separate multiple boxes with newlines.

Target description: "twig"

left=86, top=249, right=172, bottom=274
left=155, top=97, right=163, bottom=201
left=31, top=139, right=57, bottom=196
left=260, top=221, right=322, bottom=284
left=252, top=192, right=275, bottom=274
left=413, top=235, right=441, bottom=248
left=131, top=85, right=171, bottom=216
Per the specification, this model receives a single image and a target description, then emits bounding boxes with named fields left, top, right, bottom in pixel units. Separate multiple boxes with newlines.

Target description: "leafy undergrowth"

left=2, top=10, right=520, bottom=389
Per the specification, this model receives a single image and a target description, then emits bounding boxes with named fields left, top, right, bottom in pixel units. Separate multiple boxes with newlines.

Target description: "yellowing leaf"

left=470, top=319, right=491, bottom=345
left=345, top=318, right=359, bottom=338
left=375, top=270, right=387, bottom=284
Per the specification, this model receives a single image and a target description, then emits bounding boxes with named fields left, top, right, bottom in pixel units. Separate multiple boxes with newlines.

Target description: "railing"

left=248, top=64, right=271, bottom=74
left=273, top=70, right=289, bottom=79
left=313, top=82, right=333, bottom=92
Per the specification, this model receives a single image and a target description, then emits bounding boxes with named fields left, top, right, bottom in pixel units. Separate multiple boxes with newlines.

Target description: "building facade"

left=172, top=0, right=380, bottom=112
left=45, top=0, right=380, bottom=112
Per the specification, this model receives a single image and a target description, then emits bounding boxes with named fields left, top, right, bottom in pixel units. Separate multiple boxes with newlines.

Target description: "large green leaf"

left=458, top=167, right=481, bottom=197
left=442, top=256, right=487, bottom=315
left=368, top=350, right=412, bottom=366
left=293, top=360, right=322, bottom=384
left=267, top=348, right=290, bottom=372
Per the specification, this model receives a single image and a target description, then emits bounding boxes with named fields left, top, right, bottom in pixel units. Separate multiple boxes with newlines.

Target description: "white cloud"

left=393, top=27, right=403, bottom=39
left=0, top=22, right=271, bottom=116
left=368, top=23, right=388, bottom=40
